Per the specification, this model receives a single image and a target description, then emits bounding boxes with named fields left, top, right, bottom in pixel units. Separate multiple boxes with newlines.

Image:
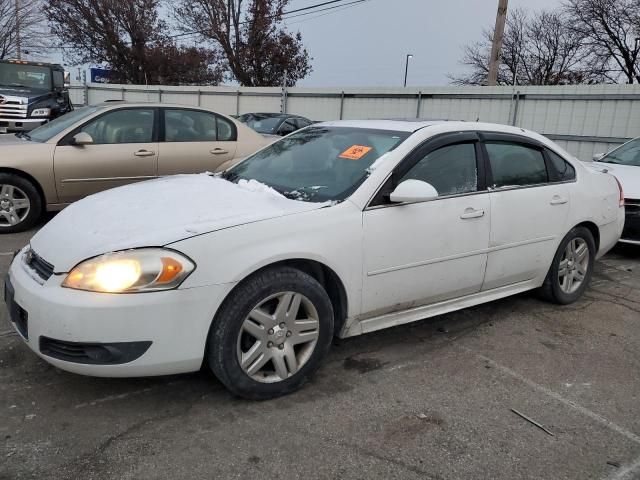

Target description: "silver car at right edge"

left=591, top=137, right=640, bottom=245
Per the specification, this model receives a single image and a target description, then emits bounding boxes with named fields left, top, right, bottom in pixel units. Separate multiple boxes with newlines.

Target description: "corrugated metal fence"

left=68, top=83, right=640, bottom=160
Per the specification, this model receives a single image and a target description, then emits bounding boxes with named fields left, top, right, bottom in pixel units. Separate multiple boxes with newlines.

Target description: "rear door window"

left=485, top=142, right=548, bottom=188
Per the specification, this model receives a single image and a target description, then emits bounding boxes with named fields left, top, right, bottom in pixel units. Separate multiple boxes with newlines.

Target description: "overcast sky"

left=284, top=0, right=563, bottom=87
left=49, top=0, right=565, bottom=87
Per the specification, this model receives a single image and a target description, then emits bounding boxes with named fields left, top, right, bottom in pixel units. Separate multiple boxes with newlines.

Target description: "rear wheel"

left=207, top=267, right=334, bottom=400
left=0, top=174, right=42, bottom=233
left=539, top=226, right=596, bottom=304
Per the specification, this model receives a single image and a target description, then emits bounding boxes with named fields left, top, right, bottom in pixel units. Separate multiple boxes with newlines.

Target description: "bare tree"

left=0, top=0, right=48, bottom=59
left=45, top=0, right=223, bottom=85
left=174, top=0, right=312, bottom=86
left=451, top=8, right=605, bottom=85
left=564, top=0, right=640, bottom=83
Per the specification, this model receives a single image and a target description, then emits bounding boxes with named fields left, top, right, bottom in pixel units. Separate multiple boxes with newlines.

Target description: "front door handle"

left=134, top=150, right=155, bottom=157
left=210, top=148, right=229, bottom=155
left=460, top=208, right=485, bottom=219
left=550, top=195, right=568, bottom=205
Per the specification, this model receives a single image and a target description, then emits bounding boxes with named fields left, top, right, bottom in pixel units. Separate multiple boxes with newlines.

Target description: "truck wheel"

left=207, top=266, right=334, bottom=400
left=0, top=174, right=42, bottom=233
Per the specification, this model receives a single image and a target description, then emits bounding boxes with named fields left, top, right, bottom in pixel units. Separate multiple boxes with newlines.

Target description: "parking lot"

left=0, top=218, right=637, bottom=480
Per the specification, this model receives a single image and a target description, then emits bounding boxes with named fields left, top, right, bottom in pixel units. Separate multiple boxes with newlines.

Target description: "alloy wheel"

left=0, top=184, right=31, bottom=228
left=558, top=238, right=589, bottom=294
left=236, top=291, right=320, bottom=383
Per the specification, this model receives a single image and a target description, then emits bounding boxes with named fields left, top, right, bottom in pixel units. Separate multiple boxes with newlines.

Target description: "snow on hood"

left=589, top=162, right=640, bottom=199
left=30, top=174, right=326, bottom=272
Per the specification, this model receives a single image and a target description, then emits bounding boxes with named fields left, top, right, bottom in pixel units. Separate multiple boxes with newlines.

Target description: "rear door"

left=481, top=133, right=573, bottom=290
left=54, top=107, right=158, bottom=203
left=157, top=108, right=238, bottom=175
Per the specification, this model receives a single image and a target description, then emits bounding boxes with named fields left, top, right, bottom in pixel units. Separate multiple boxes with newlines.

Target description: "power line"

left=284, top=1, right=368, bottom=26
left=165, top=0, right=369, bottom=40
left=26, top=0, right=371, bottom=51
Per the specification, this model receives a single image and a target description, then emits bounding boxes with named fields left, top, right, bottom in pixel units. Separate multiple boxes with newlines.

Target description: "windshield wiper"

left=15, top=132, right=31, bottom=140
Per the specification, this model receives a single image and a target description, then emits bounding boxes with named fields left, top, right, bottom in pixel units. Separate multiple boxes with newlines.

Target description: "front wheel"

left=207, top=267, right=334, bottom=400
left=539, top=226, right=596, bottom=305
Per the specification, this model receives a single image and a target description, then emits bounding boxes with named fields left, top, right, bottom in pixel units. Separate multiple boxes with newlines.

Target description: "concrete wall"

left=71, top=83, right=640, bottom=160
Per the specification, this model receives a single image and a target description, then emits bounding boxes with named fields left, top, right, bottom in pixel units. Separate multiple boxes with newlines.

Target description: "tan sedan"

left=0, top=102, right=271, bottom=232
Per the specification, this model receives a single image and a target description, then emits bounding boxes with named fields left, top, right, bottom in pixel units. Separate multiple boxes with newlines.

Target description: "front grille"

left=23, top=249, right=54, bottom=281
left=0, top=100, right=28, bottom=118
left=39, top=337, right=152, bottom=365
left=622, top=199, right=640, bottom=241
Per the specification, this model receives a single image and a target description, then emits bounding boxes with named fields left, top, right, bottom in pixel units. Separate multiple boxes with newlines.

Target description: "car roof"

left=315, top=119, right=536, bottom=136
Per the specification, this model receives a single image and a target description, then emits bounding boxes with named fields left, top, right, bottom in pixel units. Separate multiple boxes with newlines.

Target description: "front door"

left=361, top=137, right=491, bottom=317
left=54, top=107, right=158, bottom=203
left=157, top=108, right=237, bottom=176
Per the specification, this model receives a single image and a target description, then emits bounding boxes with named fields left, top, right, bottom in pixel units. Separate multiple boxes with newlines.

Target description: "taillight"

left=614, top=177, right=624, bottom=207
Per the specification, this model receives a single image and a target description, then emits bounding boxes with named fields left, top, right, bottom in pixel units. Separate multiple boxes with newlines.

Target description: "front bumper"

left=0, top=117, right=48, bottom=132
left=621, top=199, right=640, bottom=245
left=5, top=251, right=235, bottom=377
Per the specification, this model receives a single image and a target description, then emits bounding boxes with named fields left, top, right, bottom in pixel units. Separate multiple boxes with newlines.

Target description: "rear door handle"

left=550, top=195, right=568, bottom=205
left=460, top=208, right=485, bottom=219
left=134, top=150, right=155, bottom=157
left=210, top=148, right=229, bottom=155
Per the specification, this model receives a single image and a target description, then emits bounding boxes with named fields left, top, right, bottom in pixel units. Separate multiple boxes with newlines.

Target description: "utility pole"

left=280, top=69, right=288, bottom=114
left=487, top=0, right=508, bottom=86
left=14, top=0, right=21, bottom=59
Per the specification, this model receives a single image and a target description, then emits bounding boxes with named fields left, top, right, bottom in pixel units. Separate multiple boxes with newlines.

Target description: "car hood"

left=30, top=174, right=327, bottom=272
left=590, top=162, right=640, bottom=199
left=0, top=87, right=50, bottom=103
left=0, top=133, right=32, bottom=145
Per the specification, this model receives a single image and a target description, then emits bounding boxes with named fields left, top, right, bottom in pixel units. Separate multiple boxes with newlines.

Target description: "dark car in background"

left=237, top=112, right=313, bottom=136
left=0, top=59, right=73, bottom=133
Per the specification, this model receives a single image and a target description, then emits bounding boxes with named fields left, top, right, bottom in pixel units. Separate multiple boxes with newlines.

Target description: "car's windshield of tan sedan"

left=26, top=106, right=101, bottom=143
left=224, top=126, right=410, bottom=202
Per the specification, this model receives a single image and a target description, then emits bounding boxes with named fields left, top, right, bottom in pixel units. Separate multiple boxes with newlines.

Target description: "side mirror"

left=63, top=71, right=71, bottom=88
left=389, top=179, right=439, bottom=203
left=592, top=153, right=606, bottom=162
left=71, top=132, right=94, bottom=146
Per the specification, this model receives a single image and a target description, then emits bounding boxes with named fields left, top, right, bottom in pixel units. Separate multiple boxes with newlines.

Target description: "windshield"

left=0, top=63, right=51, bottom=90
left=28, top=106, right=101, bottom=142
left=240, top=114, right=284, bottom=134
left=224, top=126, right=410, bottom=202
left=600, top=138, right=640, bottom=167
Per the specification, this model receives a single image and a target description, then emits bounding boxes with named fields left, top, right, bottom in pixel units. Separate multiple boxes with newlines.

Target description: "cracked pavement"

left=1, top=222, right=639, bottom=480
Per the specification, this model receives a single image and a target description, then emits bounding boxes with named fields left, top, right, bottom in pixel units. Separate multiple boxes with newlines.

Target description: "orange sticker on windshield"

left=339, top=145, right=373, bottom=160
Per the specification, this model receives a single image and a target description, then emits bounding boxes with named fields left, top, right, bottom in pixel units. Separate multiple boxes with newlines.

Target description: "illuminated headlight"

left=62, top=249, right=195, bottom=293
left=30, top=108, right=51, bottom=117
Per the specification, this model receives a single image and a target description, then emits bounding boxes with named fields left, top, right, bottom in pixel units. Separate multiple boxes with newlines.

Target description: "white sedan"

left=591, top=137, right=640, bottom=245
left=5, top=120, right=624, bottom=399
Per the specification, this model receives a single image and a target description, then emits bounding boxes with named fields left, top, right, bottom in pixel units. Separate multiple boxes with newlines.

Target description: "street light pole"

left=404, top=54, right=413, bottom=88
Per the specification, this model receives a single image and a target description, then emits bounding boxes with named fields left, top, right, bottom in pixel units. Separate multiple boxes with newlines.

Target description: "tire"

left=0, top=173, right=42, bottom=234
left=539, top=226, right=596, bottom=305
left=207, top=266, right=334, bottom=400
